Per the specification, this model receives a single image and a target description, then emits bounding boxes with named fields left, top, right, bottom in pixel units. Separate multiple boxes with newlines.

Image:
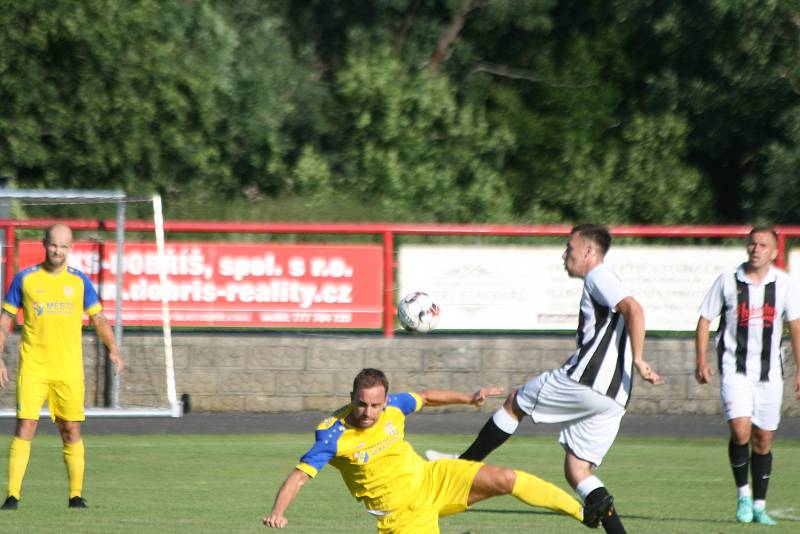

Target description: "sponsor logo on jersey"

left=35, top=301, right=77, bottom=316
left=737, top=302, right=776, bottom=327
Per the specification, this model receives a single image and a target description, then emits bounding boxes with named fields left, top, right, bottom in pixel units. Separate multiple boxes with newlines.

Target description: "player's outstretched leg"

left=425, top=394, right=523, bottom=463
left=469, top=464, right=606, bottom=528
left=460, top=403, right=520, bottom=461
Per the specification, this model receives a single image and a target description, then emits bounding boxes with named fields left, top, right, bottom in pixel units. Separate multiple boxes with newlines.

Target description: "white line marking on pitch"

left=769, top=508, right=800, bottom=521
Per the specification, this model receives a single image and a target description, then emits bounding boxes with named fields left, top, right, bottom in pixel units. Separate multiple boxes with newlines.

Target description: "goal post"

left=0, top=189, right=183, bottom=418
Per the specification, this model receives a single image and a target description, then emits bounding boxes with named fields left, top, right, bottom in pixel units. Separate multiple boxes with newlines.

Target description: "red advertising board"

left=17, top=241, right=384, bottom=328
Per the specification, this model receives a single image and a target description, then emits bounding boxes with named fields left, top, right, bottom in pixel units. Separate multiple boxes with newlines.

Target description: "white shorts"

left=515, top=368, right=625, bottom=467
left=720, top=373, right=783, bottom=431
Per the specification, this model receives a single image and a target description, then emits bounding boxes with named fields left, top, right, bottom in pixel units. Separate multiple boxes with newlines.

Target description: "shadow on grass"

left=463, top=507, right=781, bottom=525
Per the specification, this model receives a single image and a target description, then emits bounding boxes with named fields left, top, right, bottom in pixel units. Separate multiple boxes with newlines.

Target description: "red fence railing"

left=3, top=219, right=800, bottom=337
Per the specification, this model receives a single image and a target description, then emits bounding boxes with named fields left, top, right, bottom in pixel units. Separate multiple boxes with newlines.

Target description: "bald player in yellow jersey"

left=0, top=224, right=124, bottom=510
left=263, top=368, right=613, bottom=533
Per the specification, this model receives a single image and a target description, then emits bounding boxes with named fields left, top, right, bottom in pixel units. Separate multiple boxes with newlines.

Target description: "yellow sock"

left=63, top=440, right=85, bottom=498
left=511, top=470, right=583, bottom=522
left=7, top=437, right=32, bottom=499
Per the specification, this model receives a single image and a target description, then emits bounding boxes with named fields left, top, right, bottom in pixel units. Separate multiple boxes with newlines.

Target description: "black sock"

left=586, top=487, right=626, bottom=534
left=458, top=417, right=512, bottom=461
left=728, top=439, right=750, bottom=488
left=751, top=451, right=772, bottom=501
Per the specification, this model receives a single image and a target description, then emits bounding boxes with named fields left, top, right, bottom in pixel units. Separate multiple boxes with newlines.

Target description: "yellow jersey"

left=2, top=264, right=102, bottom=381
left=296, top=392, right=425, bottom=513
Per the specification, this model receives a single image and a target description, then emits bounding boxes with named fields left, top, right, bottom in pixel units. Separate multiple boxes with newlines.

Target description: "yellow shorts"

left=16, top=376, right=85, bottom=422
left=377, top=459, right=483, bottom=534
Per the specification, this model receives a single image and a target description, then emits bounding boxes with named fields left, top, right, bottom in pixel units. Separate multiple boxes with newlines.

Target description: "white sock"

left=754, top=499, right=766, bottom=510
left=737, top=485, right=751, bottom=499
left=491, top=407, right=519, bottom=435
left=576, top=476, right=605, bottom=501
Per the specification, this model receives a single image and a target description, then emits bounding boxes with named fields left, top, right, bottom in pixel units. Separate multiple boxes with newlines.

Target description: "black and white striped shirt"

left=562, top=263, right=634, bottom=407
left=699, top=264, right=800, bottom=382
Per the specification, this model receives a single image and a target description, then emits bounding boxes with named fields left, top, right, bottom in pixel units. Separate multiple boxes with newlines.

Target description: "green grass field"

left=0, top=433, right=798, bottom=533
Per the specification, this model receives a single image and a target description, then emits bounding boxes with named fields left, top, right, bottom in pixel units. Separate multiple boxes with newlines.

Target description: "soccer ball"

left=397, top=292, right=440, bottom=333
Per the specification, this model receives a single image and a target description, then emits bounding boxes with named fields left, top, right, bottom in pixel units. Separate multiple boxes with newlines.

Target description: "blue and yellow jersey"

left=2, top=264, right=102, bottom=381
left=296, top=392, right=425, bottom=513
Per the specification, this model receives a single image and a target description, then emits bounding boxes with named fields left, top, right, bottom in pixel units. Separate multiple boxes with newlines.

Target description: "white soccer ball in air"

left=397, top=291, right=440, bottom=333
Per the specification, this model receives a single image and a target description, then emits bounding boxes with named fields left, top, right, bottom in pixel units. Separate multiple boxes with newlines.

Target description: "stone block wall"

left=0, top=333, right=797, bottom=416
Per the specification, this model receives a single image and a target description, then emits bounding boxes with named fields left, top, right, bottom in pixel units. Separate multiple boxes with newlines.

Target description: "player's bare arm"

left=789, top=318, right=800, bottom=399
left=617, top=296, right=663, bottom=384
left=419, top=386, right=505, bottom=408
left=0, top=311, right=14, bottom=388
left=89, top=312, right=124, bottom=373
left=263, top=468, right=311, bottom=528
left=694, top=317, right=713, bottom=384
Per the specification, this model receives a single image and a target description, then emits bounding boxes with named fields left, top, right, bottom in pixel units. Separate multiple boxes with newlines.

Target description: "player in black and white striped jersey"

left=426, top=224, right=663, bottom=534
left=695, top=225, right=800, bottom=526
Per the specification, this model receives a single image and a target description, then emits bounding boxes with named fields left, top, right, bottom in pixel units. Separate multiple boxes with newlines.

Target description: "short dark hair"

left=352, top=368, right=389, bottom=395
left=571, top=224, right=612, bottom=256
left=749, top=225, right=778, bottom=244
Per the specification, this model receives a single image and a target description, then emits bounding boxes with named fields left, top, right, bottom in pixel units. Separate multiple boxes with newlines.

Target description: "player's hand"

left=263, top=513, right=288, bottom=528
left=695, top=363, right=713, bottom=384
left=471, top=386, right=505, bottom=407
left=0, top=363, right=7, bottom=389
left=109, top=349, right=124, bottom=374
left=634, top=360, right=663, bottom=385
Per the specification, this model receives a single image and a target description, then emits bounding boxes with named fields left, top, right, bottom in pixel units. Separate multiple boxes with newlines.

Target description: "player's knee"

left=504, top=389, right=523, bottom=417
left=57, top=421, right=81, bottom=443
left=476, top=465, right=517, bottom=496
left=751, top=431, right=772, bottom=453
left=495, top=467, right=517, bottom=495
left=15, top=419, right=38, bottom=440
left=732, top=430, right=750, bottom=445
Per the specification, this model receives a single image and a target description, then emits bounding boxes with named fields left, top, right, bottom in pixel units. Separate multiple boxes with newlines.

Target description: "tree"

left=0, top=0, right=237, bottom=194
left=617, top=0, right=800, bottom=222
left=295, top=41, right=513, bottom=222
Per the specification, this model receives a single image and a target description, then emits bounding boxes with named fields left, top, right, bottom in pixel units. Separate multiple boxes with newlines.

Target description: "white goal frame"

left=0, top=190, right=182, bottom=418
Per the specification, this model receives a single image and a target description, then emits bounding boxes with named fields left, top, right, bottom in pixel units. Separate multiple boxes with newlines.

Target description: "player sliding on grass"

left=263, top=368, right=612, bottom=532
left=426, top=224, right=663, bottom=534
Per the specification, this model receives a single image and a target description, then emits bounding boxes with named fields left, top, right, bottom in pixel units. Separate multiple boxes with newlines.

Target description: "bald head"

left=42, top=223, right=73, bottom=271
left=44, top=223, right=73, bottom=246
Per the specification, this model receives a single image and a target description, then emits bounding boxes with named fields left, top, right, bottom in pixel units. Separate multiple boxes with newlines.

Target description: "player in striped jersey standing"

left=426, top=224, right=663, bottom=534
left=695, top=225, right=800, bottom=526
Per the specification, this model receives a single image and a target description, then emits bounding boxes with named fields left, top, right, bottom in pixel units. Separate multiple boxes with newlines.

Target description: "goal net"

left=0, top=190, right=182, bottom=418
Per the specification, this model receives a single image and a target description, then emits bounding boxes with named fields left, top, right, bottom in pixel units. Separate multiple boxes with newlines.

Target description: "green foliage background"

left=1, top=0, right=799, bottom=224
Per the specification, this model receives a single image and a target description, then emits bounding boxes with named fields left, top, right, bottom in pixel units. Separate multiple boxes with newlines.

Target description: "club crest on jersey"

left=353, top=450, right=369, bottom=464
left=33, top=303, right=44, bottom=316
left=63, top=285, right=74, bottom=297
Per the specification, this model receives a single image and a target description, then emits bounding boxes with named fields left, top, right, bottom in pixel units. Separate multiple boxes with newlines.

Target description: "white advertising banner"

left=787, top=250, right=800, bottom=281
left=399, top=245, right=747, bottom=331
